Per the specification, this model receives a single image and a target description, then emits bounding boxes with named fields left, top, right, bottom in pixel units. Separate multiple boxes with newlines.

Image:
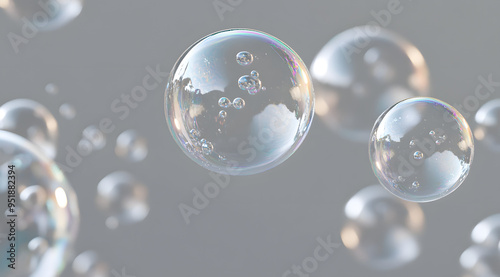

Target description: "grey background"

left=1, top=0, right=499, bottom=276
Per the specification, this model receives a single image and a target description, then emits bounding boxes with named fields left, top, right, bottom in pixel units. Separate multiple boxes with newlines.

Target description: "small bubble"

left=412, top=181, right=420, bottom=189
left=45, top=83, right=59, bottom=95
left=413, top=151, right=424, bottom=160
left=219, top=110, right=227, bottom=118
left=201, top=140, right=213, bottom=155
left=218, top=97, right=231, bottom=108
left=236, top=51, right=253, bottom=66
left=429, top=130, right=436, bottom=136
left=409, top=140, right=416, bottom=147
left=233, top=98, right=245, bottom=110
left=397, top=176, right=405, bottom=182
left=436, top=140, right=442, bottom=145
left=189, top=129, right=200, bottom=140
left=262, top=86, right=266, bottom=91
left=251, top=70, right=259, bottom=79
left=238, top=75, right=261, bottom=94
left=59, top=103, right=76, bottom=120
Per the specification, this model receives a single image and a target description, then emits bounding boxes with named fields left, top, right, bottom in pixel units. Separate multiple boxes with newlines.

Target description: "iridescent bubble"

left=341, top=185, right=424, bottom=270
left=165, top=29, right=314, bottom=175
left=0, top=130, right=79, bottom=277
left=82, top=125, right=106, bottom=150
left=59, top=103, right=76, bottom=120
left=460, top=245, right=500, bottom=276
left=115, top=129, right=148, bottom=163
left=219, top=110, right=227, bottom=118
left=0, top=99, right=58, bottom=159
left=96, top=171, right=149, bottom=229
left=369, top=97, right=474, bottom=202
left=471, top=214, right=500, bottom=248
left=72, top=251, right=110, bottom=277
left=236, top=51, right=253, bottom=66
left=1, top=0, right=84, bottom=31
left=311, top=26, right=429, bottom=142
left=474, top=99, right=500, bottom=152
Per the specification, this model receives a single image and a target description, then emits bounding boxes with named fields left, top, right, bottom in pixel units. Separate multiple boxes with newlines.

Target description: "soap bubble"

left=341, top=185, right=424, bottom=270
left=72, top=251, right=110, bottom=277
left=96, top=171, right=149, bottom=229
left=311, top=26, right=429, bottom=142
left=471, top=214, right=500, bottom=248
left=115, top=130, right=148, bottom=163
left=59, top=103, right=76, bottom=120
left=0, top=130, right=79, bottom=277
left=165, top=29, right=314, bottom=175
left=474, top=99, right=500, bottom=152
left=369, top=97, right=474, bottom=202
left=45, top=83, right=59, bottom=95
left=1, top=0, right=83, bottom=31
left=460, top=245, right=500, bottom=277
left=0, top=99, right=58, bottom=159
left=82, top=125, right=106, bottom=151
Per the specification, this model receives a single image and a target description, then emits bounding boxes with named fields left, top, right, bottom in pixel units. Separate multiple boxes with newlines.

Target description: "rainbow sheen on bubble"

left=369, top=97, right=474, bottom=202
left=165, top=29, right=314, bottom=175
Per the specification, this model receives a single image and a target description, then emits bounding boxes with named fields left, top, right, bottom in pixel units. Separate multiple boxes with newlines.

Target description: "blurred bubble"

left=115, top=130, right=148, bottom=163
left=0, top=130, right=79, bottom=277
left=77, top=139, right=93, bottom=156
left=59, top=103, right=76, bottom=120
left=45, top=83, right=59, bottom=95
left=82, top=125, right=106, bottom=151
left=471, top=214, right=500, bottom=248
left=1, top=0, right=83, bottom=31
left=72, top=251, right=110, bottom=277
left=341, top=185, right=424, bottom=270
left=311, top=26, right=429, bottom=142
left=0, top=98, right=58, bottom=159
left=474, top=99, right=500, bottom=152
left=96, top=171, right=149, bottom=229
left=460, top=245, right=500, bottom=277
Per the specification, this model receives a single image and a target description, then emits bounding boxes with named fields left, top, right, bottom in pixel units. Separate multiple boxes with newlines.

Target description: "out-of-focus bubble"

left=72, top=251, right=110, bottom=277
left=45, top=83, right=59, bottom=95
left=341, top=185, right=425, bottom=270
left=0, top=130, right=79, bottom=277
left=115, top=130, right=148, bottom=162
left=96, top=171, right=149, bottom=229
left=165, top=29, right=314, bottom=175
left=82, top=125, right=106, bottom=151
left=471, top=214, right=500, bottom=248
left=369, top=97, right=474, bottom=202
left=1, top=0, right=83, bottom=31
left=311, top=26, right=429, bottom=142
left=0, top=98, right=58, bottom=159
left=474, top=99, right=500, bottom=152
left=59, top=103, right=76, bottom=120
left=460, top=245, right=500, bottom=277
left=77, top=139, right=93, bottom=156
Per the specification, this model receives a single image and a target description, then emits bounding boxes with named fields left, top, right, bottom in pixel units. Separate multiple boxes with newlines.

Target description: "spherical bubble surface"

left=115, top=130, right=148, bottom=163
left=0, top=130, right=79, bottom=277
left=369, top=97, right=474, bottom=202
left=471, top=214, right=500, bottom=248
left=165, top=29, right=314, bottom=175
left=0, top=99, right=58, bottom=159
left=341, top=185, right=424, bottom=270
left=460, top=245, right=500, bottom=276
left=311, top=26, right=429, bottom=142
left=474, top=99, right=500, bottom=152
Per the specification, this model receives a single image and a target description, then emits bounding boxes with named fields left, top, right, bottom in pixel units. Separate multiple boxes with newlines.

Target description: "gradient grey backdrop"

left=1, top=0, right=499, bottom=276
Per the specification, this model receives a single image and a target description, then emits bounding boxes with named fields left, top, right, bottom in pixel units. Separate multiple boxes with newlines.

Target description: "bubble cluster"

left=1, top=0, right=84, bottom=31
left=115, top=130, right=148, bottom=163
left=165, top=29, right=314, bottom=175
left=0, top=130, right=79, bottom=277
left=341, top=185, right=424, bottom=270
left=96, top=171, right=150, bottom=229
left=474, top=99, right=500, bottom=152
left=0, top=99, right=58, bottom=159
left=369, top=97, right=474, bottom=202
left=311, top=26, right=429, bottom=142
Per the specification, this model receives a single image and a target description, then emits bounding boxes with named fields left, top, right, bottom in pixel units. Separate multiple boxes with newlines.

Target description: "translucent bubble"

left=45, top=83, right=59, bottom=95
left=77, top=139, right=93, bottom=156
left=0, top=130, right=79, bottom=277
left=474, top=99, right=500, bottom=152
left=236, top=51, right=253, bottom=66
left=341, top=185, right=424, bottom=270
left=59, top=103, right=76, bottom=120
left=1, top=0, right=84, bottom=31
left=0, top=99, right=58, bottom=159
left=114, top=130, right=148, bottom=163
left=96, top=171, right=149, bottom=229
left=82, top=125, right=106, bottom=150
left=471, top=214, right=500, bottom=248
left=460, top=245, right=500, bottom=276
left=72, top=251, right=110, bottom=277
left=311, top=26, right=429, bottom=142
left=369, top=97, right=474, bottom=202
left=219, top=110, right=227, bottom=118
left=165, top=29, right=314, bottom=175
